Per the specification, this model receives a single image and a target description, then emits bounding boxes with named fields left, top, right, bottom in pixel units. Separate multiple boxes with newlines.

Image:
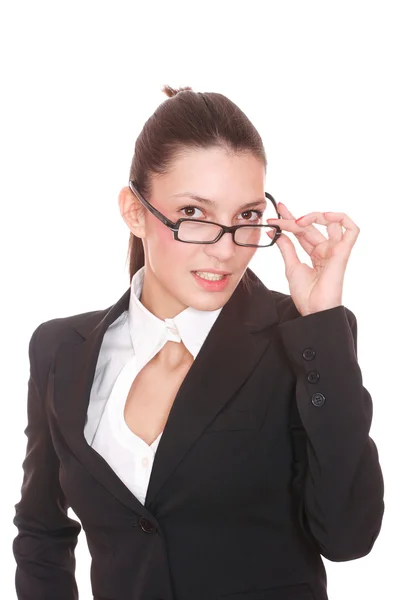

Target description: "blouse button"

left=142, top=457, right=149, bottom=468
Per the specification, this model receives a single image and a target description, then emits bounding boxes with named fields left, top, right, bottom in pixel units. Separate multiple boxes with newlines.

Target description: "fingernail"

left=295, top=215, right=306, bottom=222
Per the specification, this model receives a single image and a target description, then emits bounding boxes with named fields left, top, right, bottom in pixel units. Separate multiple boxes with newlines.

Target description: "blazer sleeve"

left=13, top=323, right=82, bottom=600
left=278, top=305, right=385, bottom=562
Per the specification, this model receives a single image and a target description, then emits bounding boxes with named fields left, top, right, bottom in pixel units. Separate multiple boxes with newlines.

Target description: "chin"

left=190, top=289, right=234, bottom=311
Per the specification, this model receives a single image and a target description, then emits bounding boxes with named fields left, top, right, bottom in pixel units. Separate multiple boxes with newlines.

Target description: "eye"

left=180, top=206, right=203, bottom=218
left=239, top=209, right=264, bottom=222
left=179, top=206, right=265, bottom=221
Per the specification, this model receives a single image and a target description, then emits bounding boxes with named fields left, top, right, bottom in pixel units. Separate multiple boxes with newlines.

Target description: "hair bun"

left=161, top=84, right=193, bottom=98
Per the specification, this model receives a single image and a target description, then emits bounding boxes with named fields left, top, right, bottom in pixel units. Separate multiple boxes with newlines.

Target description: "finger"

left=274, top=203, right=325, bottom=252
left=278, top=204, right=345, bottom=245
left=269, top=215, right=326, bottom=247
left=279, top=202, right=326, bottom=240
left=323, top=212, right=360, bottom=247
left=273, top=232, right=302, bottom=274
left=289, top=227, right=316, bottom=256
left=298, top=212, right=360, bottom=246
left=326, top=221, right=343, bottom=243
left=277, top=202, right=295, bottom=219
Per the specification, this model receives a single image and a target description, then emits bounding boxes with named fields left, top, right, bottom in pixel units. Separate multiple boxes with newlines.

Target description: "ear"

left=118, top=186, right=146, bottom=239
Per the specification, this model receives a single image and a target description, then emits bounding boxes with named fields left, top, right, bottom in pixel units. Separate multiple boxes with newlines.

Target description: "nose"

left=202, top=229, right=237, bottom=262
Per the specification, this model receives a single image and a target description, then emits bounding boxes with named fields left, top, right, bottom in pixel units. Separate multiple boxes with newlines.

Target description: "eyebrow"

left=170, top=192, right=267, bottom=211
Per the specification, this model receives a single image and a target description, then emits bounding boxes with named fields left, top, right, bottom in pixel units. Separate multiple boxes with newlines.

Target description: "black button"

left=311, top=393, right=326, bottom=407
left=302, top=348, right=316, bottom=361
left=307, top=370, right=320, bottom=384
left=139, top=517, right=157, bottom=534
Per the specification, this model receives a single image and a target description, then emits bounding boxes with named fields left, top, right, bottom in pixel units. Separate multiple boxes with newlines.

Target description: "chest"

left=123, top=344, right=194, bottom=446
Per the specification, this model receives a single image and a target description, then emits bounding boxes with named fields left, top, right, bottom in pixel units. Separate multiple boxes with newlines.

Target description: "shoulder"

left=29, top=306, right=110, bottom=374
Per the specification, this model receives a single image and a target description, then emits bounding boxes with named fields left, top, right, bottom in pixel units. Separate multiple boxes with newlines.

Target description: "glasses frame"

left=128, top=180, right=282, bottom=248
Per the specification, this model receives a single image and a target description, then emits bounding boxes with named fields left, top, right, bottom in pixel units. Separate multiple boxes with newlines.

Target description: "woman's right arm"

left=13, top=323, right=82, bottom=600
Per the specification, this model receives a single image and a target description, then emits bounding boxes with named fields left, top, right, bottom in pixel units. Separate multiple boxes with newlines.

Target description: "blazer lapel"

left=49, top=287, right=156, bottom=516
left=50, top=268, right=280, bottom=515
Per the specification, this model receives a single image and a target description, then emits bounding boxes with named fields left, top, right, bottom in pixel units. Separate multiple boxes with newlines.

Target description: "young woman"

left=13, top=85, right=385, bottom=600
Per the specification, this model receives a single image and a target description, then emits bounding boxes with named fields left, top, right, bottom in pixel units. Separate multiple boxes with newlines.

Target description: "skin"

left=118, top=146, right=266, bottom=369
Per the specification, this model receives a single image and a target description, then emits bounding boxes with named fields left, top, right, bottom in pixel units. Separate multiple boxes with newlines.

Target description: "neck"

left=139, top=267, right=187, bottom=320
left=155, top=341, right=194, bottom=370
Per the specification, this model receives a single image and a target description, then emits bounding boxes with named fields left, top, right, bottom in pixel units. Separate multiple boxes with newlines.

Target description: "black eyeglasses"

left=128, top=180, right=282, bottom=248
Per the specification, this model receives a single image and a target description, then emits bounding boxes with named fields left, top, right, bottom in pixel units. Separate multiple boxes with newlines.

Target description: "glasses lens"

left=178, top=221, right=223, bottom=242
left=178, top=221, right=278, bottom=246
left=234, top=225, right=277, bottom=247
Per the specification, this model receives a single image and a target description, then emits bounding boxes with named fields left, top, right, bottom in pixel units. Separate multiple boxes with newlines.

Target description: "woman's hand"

left=266, top=202, right=360, bottom=317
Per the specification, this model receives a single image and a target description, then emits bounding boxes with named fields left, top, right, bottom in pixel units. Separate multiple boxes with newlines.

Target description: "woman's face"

left=120, top=146, right=266, bottom=318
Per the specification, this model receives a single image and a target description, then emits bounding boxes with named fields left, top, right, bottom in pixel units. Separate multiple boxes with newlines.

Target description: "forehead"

left=151, top=147, right=266, bottom=199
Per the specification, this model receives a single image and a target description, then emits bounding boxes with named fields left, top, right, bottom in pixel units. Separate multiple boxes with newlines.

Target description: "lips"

left=191, top=271, right=231, bottom=291
left=192, top=270, right=231, bottom=275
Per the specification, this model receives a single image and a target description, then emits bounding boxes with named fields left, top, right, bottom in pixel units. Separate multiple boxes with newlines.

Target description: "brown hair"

left=125, top=84, right=267, bottom=293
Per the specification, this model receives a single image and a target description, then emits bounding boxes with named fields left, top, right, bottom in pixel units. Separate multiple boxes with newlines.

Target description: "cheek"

left=153, top=220, right=172, bottom=245
left=245, top=247, right=258, bottom=264
left=150, top=220, right=196, bottom=265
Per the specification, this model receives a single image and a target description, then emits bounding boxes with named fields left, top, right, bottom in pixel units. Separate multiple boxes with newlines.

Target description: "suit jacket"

left=12, top=267, right=385, bottom=600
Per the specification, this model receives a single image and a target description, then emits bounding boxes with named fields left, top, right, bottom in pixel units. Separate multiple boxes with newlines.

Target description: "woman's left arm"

left=268, top=202, right=385, bottom=561
left=278, top=304, right=385, bottom=561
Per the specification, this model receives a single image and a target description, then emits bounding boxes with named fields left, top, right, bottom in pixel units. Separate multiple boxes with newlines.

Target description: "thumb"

left=274, top=233, right=301, bottom=273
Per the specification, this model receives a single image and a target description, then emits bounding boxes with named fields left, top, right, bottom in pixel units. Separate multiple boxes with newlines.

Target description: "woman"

left=13, top=85, right=385, bottom=600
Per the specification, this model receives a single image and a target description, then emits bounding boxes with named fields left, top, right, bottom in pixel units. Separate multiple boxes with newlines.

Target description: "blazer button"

left=311, top=393, right=326, bottom=407
left=302, top=348, right=316, bottom=361
left=139, top=517, right=157, bottom=534
left=307, top=370, right=320, bottom=384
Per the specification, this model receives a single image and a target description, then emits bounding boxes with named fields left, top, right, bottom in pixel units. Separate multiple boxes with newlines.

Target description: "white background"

left=1, top=1, right=398, bottom=598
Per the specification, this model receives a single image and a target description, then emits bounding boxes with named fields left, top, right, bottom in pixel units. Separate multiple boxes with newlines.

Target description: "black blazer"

left=13, top=268, right=385, bottom=600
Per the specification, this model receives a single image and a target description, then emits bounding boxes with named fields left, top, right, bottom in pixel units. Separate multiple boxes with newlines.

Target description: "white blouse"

left=84, top=266, right=222, bottom=505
